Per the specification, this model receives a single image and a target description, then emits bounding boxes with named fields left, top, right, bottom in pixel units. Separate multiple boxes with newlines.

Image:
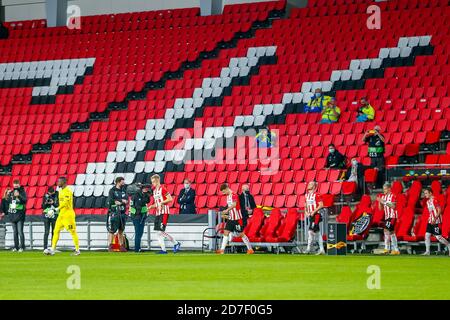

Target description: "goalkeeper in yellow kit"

left=44, top=177, right=80, bottom=256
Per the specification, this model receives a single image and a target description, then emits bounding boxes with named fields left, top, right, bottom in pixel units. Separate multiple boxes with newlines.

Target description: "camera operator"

left=129, top=183, right=151, bottom=252
left=107, top=177, right=128, bottom=252
left=4, top=180, right=27, bottom=252
left=42, top=186, right=58, bottom=252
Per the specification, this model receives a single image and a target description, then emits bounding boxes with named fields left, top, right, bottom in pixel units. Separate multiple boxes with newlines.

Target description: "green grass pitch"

left=1, top=251, right=449, bottom=300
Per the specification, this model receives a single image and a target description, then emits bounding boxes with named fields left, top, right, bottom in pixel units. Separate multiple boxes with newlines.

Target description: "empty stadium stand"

left=0, top=0, right=449, bottom=250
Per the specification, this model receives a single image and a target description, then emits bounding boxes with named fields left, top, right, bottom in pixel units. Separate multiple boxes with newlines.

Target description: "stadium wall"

left=2, top=0, right=275, bottom=21
left=2, top=215, right=211, bottom=251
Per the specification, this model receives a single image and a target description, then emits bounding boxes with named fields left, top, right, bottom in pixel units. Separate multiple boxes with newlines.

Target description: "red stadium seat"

left=336, top=206, right=353, bottom=230
left=255, top=208, right=282, bottom=242
left=364, top=169, right=378, bottom=183
left=341, top=182, right=357, bottom=195
left=245, top=208, right=265, bottom=241
left=274, top=208, right=300, bottom=242
left=396, top=207, right=415, bottom=241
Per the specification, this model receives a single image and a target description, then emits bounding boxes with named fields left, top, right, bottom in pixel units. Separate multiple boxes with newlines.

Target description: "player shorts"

left=154, top=214, right=169, bottom=231
left=108, top=213, right=127, bottom=233
left=383, top=218, right=397, bottom=232
left=224, top=219, right=244, bottom=233
left=308, top=213, right=322, bottom=232
left=426, top=223, right=442, bottom=236
left=55, top=213, right=76, bottom=232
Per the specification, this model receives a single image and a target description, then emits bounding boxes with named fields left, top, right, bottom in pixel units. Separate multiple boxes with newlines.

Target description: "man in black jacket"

left=42, top=186, right=58, bottom=251
left=239, top=184, right=256, bottom=227
left=7, top=180, right=27, bottom=252
left=0, top=23, right=9, bottom=39
left=363, top=126, right=386, bottom=187
left=107, top=177, right=128, bottom=252
left=325, top=144, right=347, bottom=169
left=177, top=179, right=196, bottom=214
left=129, top=184, right=150, bottom=252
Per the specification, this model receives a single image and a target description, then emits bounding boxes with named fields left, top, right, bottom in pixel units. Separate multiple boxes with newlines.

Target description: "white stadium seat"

left=292, top=92, right=303, bottom=104
left=282, top=93, right=293, bottom=104
left=75, top=174, right=86, bottom=186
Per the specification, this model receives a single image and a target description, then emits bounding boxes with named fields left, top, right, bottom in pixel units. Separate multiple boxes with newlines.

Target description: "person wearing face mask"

left=356, top=97, right=375, bottom=123
left=239, top=184, right=256, bottom=227
left=344, top=158, right=365, bottom=195
left=106, top=177, right=128, bottom=252
left=320, top=98, right=341, bottom=124
left=6, top=180, right=27, bottom=252
left=255, top=127, right=276, bottom=148
left=363, top=125, right=386, bottom=187
left=42, top=186, right=59, bottom=252
left=325, top=144, right=347, bottom=170
left=177, top=179, right=196, bottom=215
left=129, top=183, right=151, bottom=252
left=305, top=88, right=332, bottom=113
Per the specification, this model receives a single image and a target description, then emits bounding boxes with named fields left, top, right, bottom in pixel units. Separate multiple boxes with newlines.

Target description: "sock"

left=391, top=234, right=398, bottom=252
left=69, top=229, right=80, bottom=251
left=307, top=231, right=314, bottom=251
left=436, top=235, right=450, bottom=247
left=425, top=232, right=431, bottom=253
left=241, top=234, right=252, bottom=250
left=317, top=231, right=324, bottom=251
left=220, top=234, right=229, bottom=251
left=384, top=231, right=391, bottom=251
left=51, top=230, right=60, bottom=251
left=162, top=231, right=177, bottom=245
left=157, top=231, right=166, bottom=251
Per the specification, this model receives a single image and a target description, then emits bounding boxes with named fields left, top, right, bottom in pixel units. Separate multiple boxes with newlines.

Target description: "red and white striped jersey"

left=381, top=192, right=397, bottom=219
left=427, top=197, right=442, bottom=224
left=305, top=191, right=322, bottom=215
left=226, top=192, right=242, bottom=220
left=152, top=185, right=170, bottom=216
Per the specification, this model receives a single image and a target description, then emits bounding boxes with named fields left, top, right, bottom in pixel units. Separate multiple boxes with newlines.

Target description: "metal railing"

left=2, top=220, right=208, bottom=251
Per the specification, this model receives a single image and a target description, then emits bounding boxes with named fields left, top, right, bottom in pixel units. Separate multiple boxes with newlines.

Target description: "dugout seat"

left=336, top=206, right=354, bottom=230
left=254, top=208, right=282, bottom=242
left=395, top=207, right=415, bottom=241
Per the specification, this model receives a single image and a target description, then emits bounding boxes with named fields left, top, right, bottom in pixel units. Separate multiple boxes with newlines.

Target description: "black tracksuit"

left=4, top=187, right=27, bottom=250
left=130, top=191, right=150, bottom=252
left=0, top=23, right=9, bottom=39
left=325, top=151, right=347, bottom=169
left=42, top=191, right=59, bottom=249
left=106, top=186, right=128, bottom=233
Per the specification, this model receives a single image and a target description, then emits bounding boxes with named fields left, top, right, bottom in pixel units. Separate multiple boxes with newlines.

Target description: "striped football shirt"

left=226, top=192, right=242, bottom=220
left=152, top=185, right=170, bottom=216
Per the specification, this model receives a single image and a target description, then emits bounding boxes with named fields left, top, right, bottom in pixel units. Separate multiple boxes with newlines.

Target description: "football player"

left=378, top=183, right=400, bottom=255
left=45, top=177, right=80, bottom=256
left=216, top=183, right=254, bottom=255
left=148, top=174, right=181, bottom=254
left=423, top=188, right=450, bottom=256
left=304, top=181, right=325, bottom=255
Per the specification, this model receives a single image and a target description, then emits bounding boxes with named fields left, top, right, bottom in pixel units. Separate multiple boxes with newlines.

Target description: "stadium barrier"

left=387, top=163, right=450, bottom=182
left=2, top=215, right=209, bottom=251
left=222, top=208, right=327, bottom=254
left=0, top=223, right=5, bottom=249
